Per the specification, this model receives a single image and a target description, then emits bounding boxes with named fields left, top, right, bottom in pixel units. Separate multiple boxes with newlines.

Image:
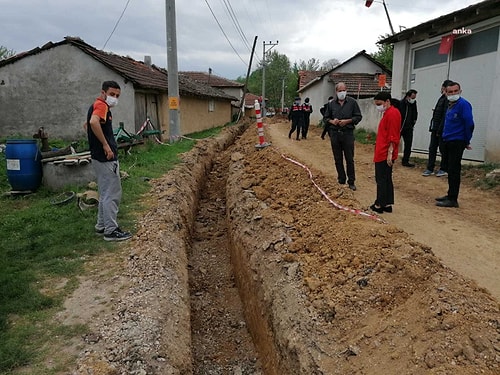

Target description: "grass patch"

left=0, top=125, right=223, bottom=373
left=354, top=128, right=376, bottom=145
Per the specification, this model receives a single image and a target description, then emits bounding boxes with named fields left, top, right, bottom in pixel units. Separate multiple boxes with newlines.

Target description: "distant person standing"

left=320, top=96, right=334, bottom=140
left=370, top=92, right=401, bottom=214
left=288, top=97, right=304, bottom=141
left=323, top=82, right=362, bottom=190
left=436, top=82, right=474, bottom=208
left=86, top=80, right=132, bottom=241
left=399, top=89, right=418, bottom=167
left=301, top=97, right=313, bottom=139
left=422, top=80, right=453, bottom=177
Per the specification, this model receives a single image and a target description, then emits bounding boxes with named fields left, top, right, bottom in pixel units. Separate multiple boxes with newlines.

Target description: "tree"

left=296, top=58, right=321, bottom=71
left=0, top=46, right=15, bottom=60
left=371, top=34, right=393, bottom=70
left=238, top=50, right=297, bottom=109
left=321, top=58, right=341, bottom=71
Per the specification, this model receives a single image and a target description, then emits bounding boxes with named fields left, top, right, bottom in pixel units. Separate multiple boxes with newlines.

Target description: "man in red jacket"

left=370, top=91, right=401, bottom=214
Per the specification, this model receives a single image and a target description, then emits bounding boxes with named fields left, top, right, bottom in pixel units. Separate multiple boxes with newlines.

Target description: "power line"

left=220, top=0, right=252, bottom=52
left=204, top=0, right=247, bottom=66
left=102, top=0, right=132, bottom=50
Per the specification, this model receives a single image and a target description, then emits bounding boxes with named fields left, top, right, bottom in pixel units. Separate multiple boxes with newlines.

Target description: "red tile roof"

left=327, top=73, right=392, bottom=97
left=181, top=71, right=243, bottom=88
left=0, top=37, right=236, bottom=101
left=298, top=70, right=325, bottom=89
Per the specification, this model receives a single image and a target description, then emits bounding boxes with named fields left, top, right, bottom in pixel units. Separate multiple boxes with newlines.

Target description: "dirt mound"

left=63, top=120, right=498, bottom=374
left=226, top=124, right=499, bottom=374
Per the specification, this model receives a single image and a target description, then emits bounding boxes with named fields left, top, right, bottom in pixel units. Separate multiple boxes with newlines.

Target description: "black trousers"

left=289, top=119, right=303, bottom=140
left=301, top=116, right=311, bottom=139
left=328, top=129, right=355, bottom=184
left=375, top=161, right=394, bottom=207
left=400, top=127, right=414, bottom=164
left=426, top=131, right=448, bottom=172
left=441, top=140, right=466, bottom=201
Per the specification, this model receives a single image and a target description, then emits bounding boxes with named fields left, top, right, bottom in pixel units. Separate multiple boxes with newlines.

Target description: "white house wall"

left=392, top=17, right=500, bottom=162
left=0, top=44, right=135, bottom=140
left=485, top=33, right=500, bottom=162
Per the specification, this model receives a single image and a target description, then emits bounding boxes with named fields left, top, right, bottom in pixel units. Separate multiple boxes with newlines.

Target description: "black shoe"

left=338, top=180, right=346, bottom=185
left=104, top=228, right=132, bottom=241
left=348, top=184, right=357, bottom=191
left=402, top=162, right=415, bottom=167
left=435, top=195, right=448, bottom=202
left=383, top=205, right=393, bottom=213
left=95, top=227, right=105, bottom=236
left=436, top=199, right=459, bottom=208
left=370, top=204, right=384, bottom=214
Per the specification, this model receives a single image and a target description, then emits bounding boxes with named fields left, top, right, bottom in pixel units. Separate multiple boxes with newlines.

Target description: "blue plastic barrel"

left=5, top=139, right=42, bottom=191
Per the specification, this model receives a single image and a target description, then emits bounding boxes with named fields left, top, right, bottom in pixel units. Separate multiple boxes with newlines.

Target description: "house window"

left=413, top=44, right=448, bottom=69
left=208, top=99, right=215, bottom=112
left=452, top=26, right=499, bottom=61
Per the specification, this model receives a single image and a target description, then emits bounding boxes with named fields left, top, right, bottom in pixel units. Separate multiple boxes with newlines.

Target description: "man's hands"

left=329, top=118, right=349, bottom=127
left=103, top=143, right=114, bottom=160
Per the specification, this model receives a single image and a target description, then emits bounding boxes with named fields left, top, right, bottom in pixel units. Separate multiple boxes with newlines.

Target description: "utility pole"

left=166, top=0, right=180, bottom=142
left=365, top=0, right=395, bottom=35
left=261, top=40, right=278, bottom=119
left=236, top=36, right=258, bottom=122
left=281, top=78, right=285, bottom=114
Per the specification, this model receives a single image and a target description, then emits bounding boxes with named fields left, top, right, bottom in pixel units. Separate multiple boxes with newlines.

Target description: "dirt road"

left=266, top=118, right=499, bottom=301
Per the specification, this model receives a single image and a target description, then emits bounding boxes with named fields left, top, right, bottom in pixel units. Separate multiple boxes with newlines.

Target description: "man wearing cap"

left=288, top=97, right=304, bottom=140
left=322, top=82, right=362, bottom=190
left=301, top=97, right=313, bottom=139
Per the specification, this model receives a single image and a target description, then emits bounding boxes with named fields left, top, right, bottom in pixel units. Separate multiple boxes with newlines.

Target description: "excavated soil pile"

left=68, top=121, right=499, bottom=375
left=225, top=124, right=499, bottom=374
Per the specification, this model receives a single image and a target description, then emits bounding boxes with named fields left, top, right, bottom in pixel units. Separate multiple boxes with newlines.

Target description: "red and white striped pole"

left=254, top=99, right=270, bottom=149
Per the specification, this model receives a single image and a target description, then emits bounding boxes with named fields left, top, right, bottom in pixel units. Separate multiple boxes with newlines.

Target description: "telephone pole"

left=166, top=0, right=180, bottom=142
left=261, top=40, right=278, bottom=118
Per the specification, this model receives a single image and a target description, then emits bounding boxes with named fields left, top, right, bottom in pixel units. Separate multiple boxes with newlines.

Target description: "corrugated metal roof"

left=379, top=0, right=500, bottom=44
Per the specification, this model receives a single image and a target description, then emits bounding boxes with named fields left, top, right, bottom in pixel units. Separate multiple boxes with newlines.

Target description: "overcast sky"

left=0, top=0, right=483, bottom=79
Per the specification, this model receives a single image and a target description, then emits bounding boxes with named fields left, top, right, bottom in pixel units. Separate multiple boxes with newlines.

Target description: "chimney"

left=144, top=55, right=152, bottom=67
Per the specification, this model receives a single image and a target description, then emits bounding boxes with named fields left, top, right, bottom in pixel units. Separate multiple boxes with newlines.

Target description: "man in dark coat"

left=399, top=89, right=418, bottom=167
left=422, top=80, right=453, bottom=177
left=288, top=97, right=304, bottom=140
left=322, top=82, right=362, bottom=190
left=301, top=97, right=313, bottom=139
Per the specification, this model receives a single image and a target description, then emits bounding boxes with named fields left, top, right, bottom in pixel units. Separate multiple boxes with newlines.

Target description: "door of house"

left=134, top=92, right=160, bottom=133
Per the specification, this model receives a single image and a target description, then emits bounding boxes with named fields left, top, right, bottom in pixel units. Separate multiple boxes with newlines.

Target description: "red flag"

left=378, top=74, right=386, bottom=87
left=365, top=0, right=374, bottom=7
left=438, top=34, right=455, bottom=54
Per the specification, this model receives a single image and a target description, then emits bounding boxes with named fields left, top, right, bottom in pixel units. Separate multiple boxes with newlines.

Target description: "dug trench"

left=66, top=120, right=499, bottom=374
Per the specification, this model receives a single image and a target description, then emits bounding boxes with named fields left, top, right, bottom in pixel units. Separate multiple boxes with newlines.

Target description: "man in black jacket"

left=288, top=97, right=304, bottom=140
left=323, top=82, right=362, bottom=190
left=399, top=89, right=418, bottom=167
left=301, top=97, right=313, bottom=139
left=422, top=80, right=453, bottom=177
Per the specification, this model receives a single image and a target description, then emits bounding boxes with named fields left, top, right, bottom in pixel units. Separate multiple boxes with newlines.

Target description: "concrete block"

left=43, top=161, right=96, bottom=191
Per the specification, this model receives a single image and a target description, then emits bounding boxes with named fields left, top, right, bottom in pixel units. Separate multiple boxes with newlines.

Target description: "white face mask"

left=337, top=91, right=347, bottom=101
left=376, top=104, right=386, bottom=112
left=447, top=94, right=460, bottom=102
left=408, top=98, right=416, bottom=104
left=106, top=96, right=119, bottom=107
